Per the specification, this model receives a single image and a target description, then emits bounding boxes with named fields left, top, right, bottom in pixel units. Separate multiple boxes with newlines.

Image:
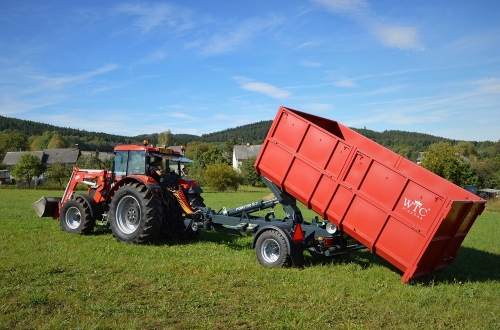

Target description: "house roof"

left=97, top=152, right=114, bottom=161
left=3, top=151, right=45, bottom=166
left=80, top=150, right=114, bottom=162
left=234, top=145, right=262, bottom=161
left=43, top=148, right=80, bottom=165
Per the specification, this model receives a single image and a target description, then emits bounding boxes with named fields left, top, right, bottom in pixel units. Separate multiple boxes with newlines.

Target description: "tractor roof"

left=114, top=144, right=180, bottom=155
left=114, top=144, right=192, bottom=162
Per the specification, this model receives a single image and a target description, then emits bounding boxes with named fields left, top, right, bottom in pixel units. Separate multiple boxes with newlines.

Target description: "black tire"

left=108, top=182, right=163, bottom=243
left=187, top=193, right=205, bottom=212
left=255, top=230, right=292, bottom=267
left=59, top=197, right=95, bottom=234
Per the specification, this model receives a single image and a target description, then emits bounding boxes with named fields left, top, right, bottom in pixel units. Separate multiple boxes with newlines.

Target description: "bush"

left=240, top=156, right=266, bottom=187
left=204, top=163, right=240, bottom=192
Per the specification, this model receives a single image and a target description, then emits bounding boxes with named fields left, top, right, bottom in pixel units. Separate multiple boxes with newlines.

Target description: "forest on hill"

left=2, top=114, right=499, bottom=190
left=0, top=113, right=498, bottom=162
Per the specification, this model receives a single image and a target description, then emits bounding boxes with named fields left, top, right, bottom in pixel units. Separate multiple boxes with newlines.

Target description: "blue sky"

left=1, top=0, right=499, bottom=141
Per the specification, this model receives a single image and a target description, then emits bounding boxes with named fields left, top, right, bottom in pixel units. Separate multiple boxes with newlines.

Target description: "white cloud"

left=242, top=82, right=290, bottom=99
left=444, top=30, right=500, bottom=54
left=234, top=76, right=290, bottom=99
left=334, top=77, right=357, bottom=88
left=114, top=3, right=194, bottom=33
left=372, top=24, right=423, bottom=51
left=0, top=94, right=63, bottom=116
left=167, top=112, right=197, bottom=120
left=311, top=0, right=424, bottom=51
left=0, top=64, right=118, bottom=116
left=313, top=0, right=369, bottom=16
left=475, top=78, right=500, bottom=94
left=30, top=64, right=117, bottom=91
left=186, top=16, right=282, bottom=56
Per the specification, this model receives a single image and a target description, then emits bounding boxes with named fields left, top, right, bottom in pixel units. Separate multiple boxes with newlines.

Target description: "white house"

left=232, top=144, right=262, bottom=171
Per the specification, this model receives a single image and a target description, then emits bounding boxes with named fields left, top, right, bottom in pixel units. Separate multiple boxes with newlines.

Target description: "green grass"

left=1, top=189, right=499, bottom=329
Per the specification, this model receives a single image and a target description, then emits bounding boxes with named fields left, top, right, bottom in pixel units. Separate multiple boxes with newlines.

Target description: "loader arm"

left=32, top=167, right=108, bottom=220
left=61, top=167, right=108, bottom=205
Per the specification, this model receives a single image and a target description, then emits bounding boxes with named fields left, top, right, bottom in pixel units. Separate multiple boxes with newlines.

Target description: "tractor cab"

left=112, top=143, right=198, bottom=191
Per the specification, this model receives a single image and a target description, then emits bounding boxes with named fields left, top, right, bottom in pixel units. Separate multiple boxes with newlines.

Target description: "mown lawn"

left=0, top=188, right=499, bottom=329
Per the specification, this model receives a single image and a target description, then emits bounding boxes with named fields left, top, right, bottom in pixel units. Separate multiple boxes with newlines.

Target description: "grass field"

left=0, top=188, right=499, bottom=329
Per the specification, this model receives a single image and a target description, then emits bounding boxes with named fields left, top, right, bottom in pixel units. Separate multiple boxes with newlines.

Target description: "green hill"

left=0, top=114, right=490, bottom=161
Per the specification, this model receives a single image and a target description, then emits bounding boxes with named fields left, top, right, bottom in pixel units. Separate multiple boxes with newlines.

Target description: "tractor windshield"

left=114, top=150, right=146, bottom=176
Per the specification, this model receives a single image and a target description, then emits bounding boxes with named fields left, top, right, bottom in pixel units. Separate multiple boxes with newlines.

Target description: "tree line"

left=1, top=114, right=499, bottom=192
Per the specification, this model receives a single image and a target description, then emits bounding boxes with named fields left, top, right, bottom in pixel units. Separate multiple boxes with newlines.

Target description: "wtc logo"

left=402, top=198, right=430, bottom=220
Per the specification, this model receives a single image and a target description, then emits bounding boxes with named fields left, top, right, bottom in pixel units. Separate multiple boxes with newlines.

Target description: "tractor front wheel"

left=59, top=197, right=95, bottom=234
left=255, top=230, right=292, bottom=267
left=109, top=183, right=162, bottom=243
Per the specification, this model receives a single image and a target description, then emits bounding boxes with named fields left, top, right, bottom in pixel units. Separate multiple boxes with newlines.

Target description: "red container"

left=255, top=106, right=486, bottom=282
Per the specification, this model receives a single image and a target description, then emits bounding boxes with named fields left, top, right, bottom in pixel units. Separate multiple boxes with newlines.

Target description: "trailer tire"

left=59, top=197, right=96, bottom=234
left=255, top=230, right=291, bottom=267
left=108, top=182, right=162, bottom=244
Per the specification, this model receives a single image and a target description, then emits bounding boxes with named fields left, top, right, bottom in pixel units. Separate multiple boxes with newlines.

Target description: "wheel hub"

left=65, top=206, right=81, bottom=229
left=116, top=195, right=141, bottom=234
left=261, top=238, right=280, bottom=263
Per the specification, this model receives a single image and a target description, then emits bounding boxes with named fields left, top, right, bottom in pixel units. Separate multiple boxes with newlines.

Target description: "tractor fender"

left=74, top=193, right=102, bottom=219
left=179, top=178, right=203, bottom=193
left=108, top=176, right=161, bottom=202
left=252, top=223, right=293, bottom=249
left=252, top=223, right=304, bottom=267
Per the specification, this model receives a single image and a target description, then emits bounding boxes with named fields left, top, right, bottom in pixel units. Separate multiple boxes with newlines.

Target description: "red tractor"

left=33, top=142, right=205, bottom=243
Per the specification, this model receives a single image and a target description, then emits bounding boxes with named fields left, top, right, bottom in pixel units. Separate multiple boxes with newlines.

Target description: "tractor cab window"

left=114, top=151, right=127, bottom=176
left=114, top=150, right=146, bottom=177
left=169, top=161, right=180, bottom=175
left=128, top=151, right=146, bottom=175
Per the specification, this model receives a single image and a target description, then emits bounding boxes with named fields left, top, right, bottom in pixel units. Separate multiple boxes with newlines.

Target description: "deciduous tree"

left=240, top=156, right=265, bottom=187
left=0, top=130, right=29, bottom=162
left=158, top=130, right=172, bottom=147
left=11, top=154, right=46, bottom=185
left=76, top=155, right=103, bottom=169
left=204, top=163, right=240, bottom=192
left=421, top=142, right=478, bottom=187
left=45, top=161, right=73, bottom=186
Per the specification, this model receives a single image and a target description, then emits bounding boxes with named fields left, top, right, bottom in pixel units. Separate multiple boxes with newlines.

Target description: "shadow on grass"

left=87, top=223, right=245, bottom=248
left=331, top=246, right=500, bottom=285
left=152, top=229, right=247, bottom=250
left=411, top=246, right=500, bottom=285
left=88, top=225, right=500, bottom=284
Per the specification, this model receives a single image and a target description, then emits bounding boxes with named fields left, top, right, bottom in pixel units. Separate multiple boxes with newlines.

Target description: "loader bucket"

left=32, top=197, right=61, bottom=218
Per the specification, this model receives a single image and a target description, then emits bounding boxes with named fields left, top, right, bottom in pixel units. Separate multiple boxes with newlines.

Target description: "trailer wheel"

left=255, top=230, right=291, bottom=267
left=59, top=197, right=95, bottom=234
left=108, top=182, right=162, bottom=243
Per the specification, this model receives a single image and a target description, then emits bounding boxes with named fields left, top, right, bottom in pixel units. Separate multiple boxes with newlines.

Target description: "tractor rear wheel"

left=108, top=182, right=162, bottom=243
left=255, top=230, right=291, bottom=267
left=59, top=196, right=95, bottom=234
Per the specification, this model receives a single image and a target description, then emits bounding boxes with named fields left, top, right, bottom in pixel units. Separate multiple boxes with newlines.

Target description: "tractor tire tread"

left=109, top=182, right=163, bottom=244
